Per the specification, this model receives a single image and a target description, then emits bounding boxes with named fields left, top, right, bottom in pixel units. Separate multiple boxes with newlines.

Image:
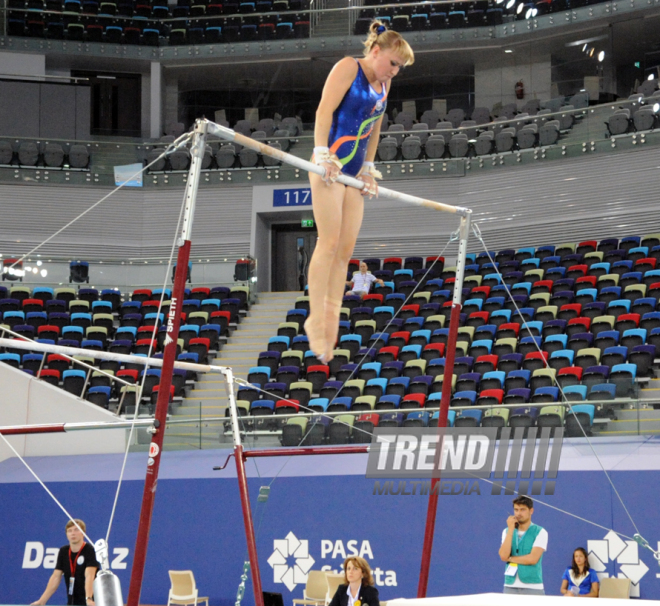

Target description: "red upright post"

left=234, top=444, right=265, bottom=606
left=417, top=212, right=471, bottom=598
left=127, top=121, right=207, bottom=606
left=417, top=302, right=462, bottom=598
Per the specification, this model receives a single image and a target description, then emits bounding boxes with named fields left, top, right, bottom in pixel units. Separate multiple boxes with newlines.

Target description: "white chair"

left=324, top=573, right=345, bottom=606
left=167, top=570, right=209, bottom=606
left=292, top=570, right=328, bottom=606
left=599, top=577, right=631, bottom=599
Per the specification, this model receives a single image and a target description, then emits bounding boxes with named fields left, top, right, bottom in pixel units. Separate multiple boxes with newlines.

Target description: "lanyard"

left=69, top=543, right=86, bottom=579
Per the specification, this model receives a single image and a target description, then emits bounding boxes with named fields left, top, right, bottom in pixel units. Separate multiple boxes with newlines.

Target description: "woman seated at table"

left=560, top=547, right=599, bottom=597
left=328, top=557, right=380, bottom=606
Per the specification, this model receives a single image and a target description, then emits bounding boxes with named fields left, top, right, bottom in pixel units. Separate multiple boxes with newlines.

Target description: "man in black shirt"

left=32, top=519, right=100, bottom=606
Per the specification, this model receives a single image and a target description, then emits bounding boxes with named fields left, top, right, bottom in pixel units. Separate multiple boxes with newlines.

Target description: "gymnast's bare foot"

left=304, top=316, right=333, bottom=364
left=324, top=297, right=341, bottom=358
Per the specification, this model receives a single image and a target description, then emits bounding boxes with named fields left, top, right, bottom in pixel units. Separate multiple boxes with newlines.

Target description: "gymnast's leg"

left=323, top=185, right=364, bottom=354
left=305, top=172, right=347, bottom=361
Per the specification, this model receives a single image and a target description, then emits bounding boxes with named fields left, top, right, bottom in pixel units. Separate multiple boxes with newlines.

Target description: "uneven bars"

left=205, top=120, right=471, bottom=217
left=0, top=338, right=229, bottom=376
left=0, top=419, right=157, bottom=435
left=1, top=415, right=295, bottom=436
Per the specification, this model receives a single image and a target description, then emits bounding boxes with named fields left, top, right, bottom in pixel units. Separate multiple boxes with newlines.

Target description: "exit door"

left=271, top=224, right=317, bottom=292
left=73, top=71, right=142, bottom=137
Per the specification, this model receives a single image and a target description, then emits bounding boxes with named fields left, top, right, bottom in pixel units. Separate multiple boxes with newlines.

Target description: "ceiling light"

left=504, top=49, right=513, bottom=53
left=589, top=48, right=595, bottom=58
left=517, top=2, right=524, bottom=13
left=566, top=35, right=609, bottom=47
left=649, top=73, right=655, bottom=80
left=525, top=7, right=533, bottom=18
left=654, top=103, right=660, bottom=113
left=506, top=0, right=515, bottom=8
left=32, top=267, right=39, bottom=274
left=532, top=8, right=538, bottom=16
left=598, top=51, right=605, bottom=62
left=40, top=269, right=48, bottom=278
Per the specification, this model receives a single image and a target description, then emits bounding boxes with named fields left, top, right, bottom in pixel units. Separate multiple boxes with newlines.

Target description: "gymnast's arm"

left=31, top=569, right=63, bottom=605
left=363, top=83, right=388, bottom=164
left=314, top=58, right=359, bottom=149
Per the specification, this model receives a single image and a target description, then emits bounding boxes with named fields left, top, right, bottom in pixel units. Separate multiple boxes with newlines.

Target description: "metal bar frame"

left=0, top=420, right=156, bottom=435
left=0, top=337, right=229, bottom=375
left=417, top=212, right=471, bottom=597
left=0, top=116, right=472, bottom=606
left=206, top=117, right=472, bottom=606
left=126, top=119, right=208, bottom=606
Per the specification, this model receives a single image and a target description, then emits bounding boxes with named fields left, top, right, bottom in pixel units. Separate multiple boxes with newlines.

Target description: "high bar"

left=205, top=120, right=471, bottom=217
left=0, top=338, right=229, bottom=376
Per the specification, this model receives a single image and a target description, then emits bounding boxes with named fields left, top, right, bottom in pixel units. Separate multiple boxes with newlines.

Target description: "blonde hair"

left=65, top=519, right=86, bottom=533
left=363, top=20, right=415, bottom=66
left=342, top=557, right=375, bottom=587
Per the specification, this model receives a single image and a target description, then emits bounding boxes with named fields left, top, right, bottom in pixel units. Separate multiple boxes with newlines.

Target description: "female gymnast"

left=304, top=20, right=415, bottom=362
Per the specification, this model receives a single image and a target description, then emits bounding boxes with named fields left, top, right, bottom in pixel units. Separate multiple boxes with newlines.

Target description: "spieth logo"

left=267, top=532, right=315, bottom=591
left=163, top=297, right=178, bottom=346
left=588, top=530, right=649, bottom=597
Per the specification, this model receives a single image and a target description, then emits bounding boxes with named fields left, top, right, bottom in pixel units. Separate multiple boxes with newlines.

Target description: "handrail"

left=0, top=0, right=565, bottom=24
left=0, top=73, right=89, bottom=82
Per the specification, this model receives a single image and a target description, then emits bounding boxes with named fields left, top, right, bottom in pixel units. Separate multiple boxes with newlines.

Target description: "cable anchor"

left=634, top=534, right=660, bottom=563
left=235, top=561, right=251, bottom=606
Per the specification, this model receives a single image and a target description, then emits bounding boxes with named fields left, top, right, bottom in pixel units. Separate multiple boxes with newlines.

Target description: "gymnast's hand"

left=359, top=162, right=382, bottom=198
left=321, top=159, right=342, bottom=185
left=313, top=147, right=342, bottom=185
left=358, top=173, right=378, bottom=199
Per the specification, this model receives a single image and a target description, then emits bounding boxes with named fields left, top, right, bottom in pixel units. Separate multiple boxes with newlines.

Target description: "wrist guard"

left=360, top=161, right=383, bottom=180
left=313, top=147, right=342, bottom=170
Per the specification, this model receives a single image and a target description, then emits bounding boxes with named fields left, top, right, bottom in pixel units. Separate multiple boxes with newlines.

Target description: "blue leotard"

left=327, top=59, right=388, bottom=177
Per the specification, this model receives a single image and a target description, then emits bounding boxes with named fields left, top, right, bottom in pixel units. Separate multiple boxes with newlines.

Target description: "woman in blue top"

left=304, top=20, right=414, bottom=362
left=561, top=547, right=599, bottom=597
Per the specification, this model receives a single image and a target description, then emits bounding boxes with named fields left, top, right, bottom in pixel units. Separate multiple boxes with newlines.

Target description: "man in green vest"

left=499, top=496, right=548, bottom=595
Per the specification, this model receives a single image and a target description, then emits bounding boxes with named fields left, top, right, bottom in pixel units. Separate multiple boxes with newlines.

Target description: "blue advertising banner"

left=0, top=451, right=658, bottom=605
left=273, top=188, right=312, bottom=207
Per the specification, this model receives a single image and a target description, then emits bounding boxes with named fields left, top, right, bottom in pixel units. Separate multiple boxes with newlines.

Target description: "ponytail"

left=362, top=19, right=415, bottom=66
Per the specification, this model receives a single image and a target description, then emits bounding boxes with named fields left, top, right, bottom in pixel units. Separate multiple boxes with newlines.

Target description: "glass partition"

left=1, top=9, right=660, bottom=178
left=0, top=256, right=249, bottom=290
left=118, top=393, right=660, bottom=453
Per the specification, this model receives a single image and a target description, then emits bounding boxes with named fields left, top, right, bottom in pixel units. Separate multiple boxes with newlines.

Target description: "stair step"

left=180, top=291, right=300, bottom=420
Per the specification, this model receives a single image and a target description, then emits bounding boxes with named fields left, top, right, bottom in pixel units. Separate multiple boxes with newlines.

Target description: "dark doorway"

left=73, top=71, right=141, bottom=137
left=271, top=223, right=317, bottom=292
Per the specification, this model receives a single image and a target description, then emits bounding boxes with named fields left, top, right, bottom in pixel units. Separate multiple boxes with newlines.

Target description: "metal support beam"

left=127, top=119, right=207, bottom=606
